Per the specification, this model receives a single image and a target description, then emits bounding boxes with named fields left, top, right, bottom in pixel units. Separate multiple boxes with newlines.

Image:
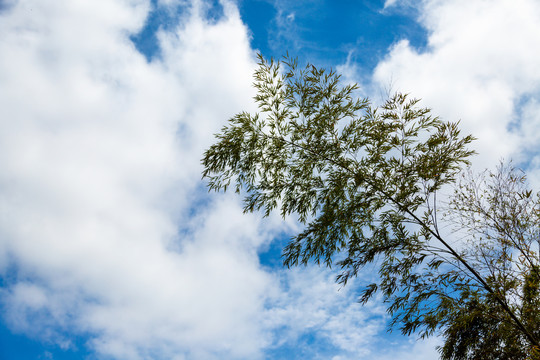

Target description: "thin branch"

left=257, top=127, right=540, bottom=349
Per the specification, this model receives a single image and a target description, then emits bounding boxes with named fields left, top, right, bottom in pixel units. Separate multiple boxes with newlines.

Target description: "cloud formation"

left=0, top=1, right=395, bottom=359
left=0, top=0, right=272, bottom=358
left=374, top=0, right=540, bottom=170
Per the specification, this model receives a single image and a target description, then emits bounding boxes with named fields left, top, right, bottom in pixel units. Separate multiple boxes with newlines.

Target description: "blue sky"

left=1, top=0, right=540, bottom=359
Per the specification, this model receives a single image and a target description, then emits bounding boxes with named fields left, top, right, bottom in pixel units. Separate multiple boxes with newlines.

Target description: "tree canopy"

left=202, top=54, right=540, bottom=359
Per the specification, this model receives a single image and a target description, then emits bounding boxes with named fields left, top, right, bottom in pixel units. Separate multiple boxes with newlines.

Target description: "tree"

left=439, top=163, right=540, bottom=359
left=202, top=54, right=540, bottom=359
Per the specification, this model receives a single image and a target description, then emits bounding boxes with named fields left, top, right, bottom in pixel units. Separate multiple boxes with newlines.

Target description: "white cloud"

left=383, top=0, right=398, bottom=8
left=369, top=336, right=443, bottom=360
left=261, top=267, right=387, bottom=359
left=0, top=0, right=275, bottom=358
left=373, top=0, right=540, bottom=170
left=0, top=0, right=401, bottom=359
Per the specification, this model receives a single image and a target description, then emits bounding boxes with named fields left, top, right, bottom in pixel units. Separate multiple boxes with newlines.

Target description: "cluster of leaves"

left=202, top=54, right=539, bottom=359
left=441, top=164, right=540, bottom=359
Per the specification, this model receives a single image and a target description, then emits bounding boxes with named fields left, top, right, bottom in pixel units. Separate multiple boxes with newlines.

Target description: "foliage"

left=441, top=164, right=540, bottom=359
left=202, top=54, right=539, bottom=358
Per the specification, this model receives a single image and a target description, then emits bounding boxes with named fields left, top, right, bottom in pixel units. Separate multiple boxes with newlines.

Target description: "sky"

left=0, top=0, right=540, bottom=359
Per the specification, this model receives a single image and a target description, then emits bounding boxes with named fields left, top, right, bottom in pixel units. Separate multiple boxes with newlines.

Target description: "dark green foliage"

left=202, top=54, right=540, bottom=359
left=440, top=285, right=527, bottom=359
